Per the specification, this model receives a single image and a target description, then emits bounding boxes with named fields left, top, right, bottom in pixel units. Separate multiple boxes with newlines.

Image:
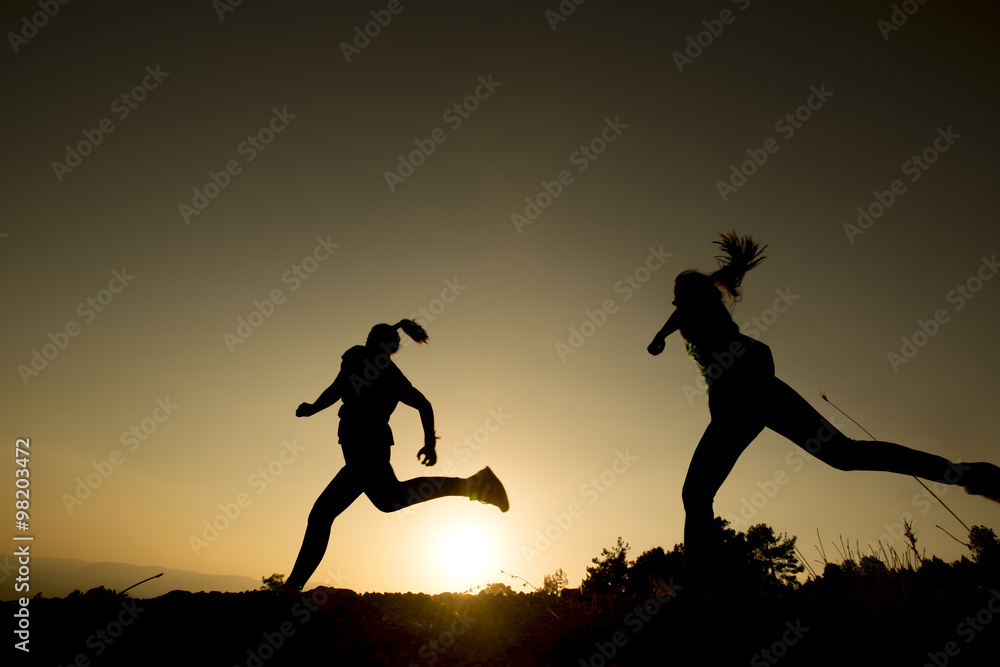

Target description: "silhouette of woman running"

left=285, top=319, right=508, bottom=591
left=647, top=232, right=1000, bottom=581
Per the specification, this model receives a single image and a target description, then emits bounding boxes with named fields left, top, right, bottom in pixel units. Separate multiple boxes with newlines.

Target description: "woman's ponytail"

left=710, top=231, right=767, bottom=301
left=394, top=319, right=429, bottom=344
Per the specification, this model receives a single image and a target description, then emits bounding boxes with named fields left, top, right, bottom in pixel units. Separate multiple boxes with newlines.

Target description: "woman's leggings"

left=681, top=376, right=971, bottom=578
left=287, top=443, right=465, bottom=589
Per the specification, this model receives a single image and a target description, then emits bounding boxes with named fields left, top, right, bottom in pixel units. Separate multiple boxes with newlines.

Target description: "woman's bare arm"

left=296, top=373, right=345, bottom=417
left=648, top=309, right=681, bottom=355
left=400, top=386, right=438, bottom=465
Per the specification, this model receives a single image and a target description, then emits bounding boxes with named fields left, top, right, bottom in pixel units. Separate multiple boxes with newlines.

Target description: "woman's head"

left=366, top=319, right=429, bottom=355
left=673, top=270, right=722, bottom=307
left=673, top=232, right=767, bottom=306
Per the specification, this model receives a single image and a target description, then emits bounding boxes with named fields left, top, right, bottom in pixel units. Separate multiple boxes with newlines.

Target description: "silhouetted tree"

left=582, top=522, right=802, bottom=595
left=858, top=555, right=888, bottom=578
left=628, top=545, right=684, bottom=594
left=260, top=573, right=286, bottom=592
left=708, top=517, right=756, bottom=586
left=693, top=518, right=804, bottom=591
left=582, top=537, right=631, bottom=595
left=484, top=582, right=513, bottom=596
left=541, top=568, right=569, bottom=595
left=969, top=525, right=1000, bottom=566
left=969, top=525, right=1000, bottom=582
left=746, top=523, right=804, bottom=588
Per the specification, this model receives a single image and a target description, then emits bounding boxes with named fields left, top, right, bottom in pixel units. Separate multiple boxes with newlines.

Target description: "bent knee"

left=370, top=499, right=398, bottom=513
left=681, top=483, right=715, bottom=512
left=307, top=505, right=337, bottom=526
left=367, top=490, right=405, bottom=513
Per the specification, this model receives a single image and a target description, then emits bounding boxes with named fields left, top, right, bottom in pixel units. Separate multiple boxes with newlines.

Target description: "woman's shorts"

left=702, top=334, right=774, bottom=387
left=338, top=419, right=394, bottom=447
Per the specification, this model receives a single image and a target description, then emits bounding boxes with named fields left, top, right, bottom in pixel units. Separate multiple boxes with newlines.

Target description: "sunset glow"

left=433, top=521, right=499, bottom=591
left=2, top=1, right=998, bottom=606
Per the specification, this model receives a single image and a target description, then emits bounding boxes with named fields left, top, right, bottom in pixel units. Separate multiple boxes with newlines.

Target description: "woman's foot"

left=276, top=582, right=303, bottom=595
left=467, top=467, right=509, bottom=512
left=963, top=462, right=1000, bottom=504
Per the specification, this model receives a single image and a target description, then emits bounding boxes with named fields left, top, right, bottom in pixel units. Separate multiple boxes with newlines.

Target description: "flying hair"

left=394, top=319, right=429, bottom=344
left=710, top=230, right=767, bottom=301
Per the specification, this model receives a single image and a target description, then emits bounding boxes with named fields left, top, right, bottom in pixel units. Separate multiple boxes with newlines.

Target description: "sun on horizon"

left=428, top=520, right=500, bottom=592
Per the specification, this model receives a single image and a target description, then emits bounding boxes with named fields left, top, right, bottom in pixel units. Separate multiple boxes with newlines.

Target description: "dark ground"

left=7, top=581, right=1000, bottom=666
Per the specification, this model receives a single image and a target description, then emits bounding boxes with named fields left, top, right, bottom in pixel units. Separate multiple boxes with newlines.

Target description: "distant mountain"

left=0, top=554, right=259, bottom=600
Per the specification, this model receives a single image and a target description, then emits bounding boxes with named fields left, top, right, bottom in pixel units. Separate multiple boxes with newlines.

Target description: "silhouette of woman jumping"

left=647, top=232, right=1000, bottom=582
left=285, top=319, right=508, bottom=591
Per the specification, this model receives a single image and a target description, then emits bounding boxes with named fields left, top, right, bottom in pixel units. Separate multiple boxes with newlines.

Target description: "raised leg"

left=763, top=378, right=968, bottom=483
left=345, top=444, right=466, bottom=512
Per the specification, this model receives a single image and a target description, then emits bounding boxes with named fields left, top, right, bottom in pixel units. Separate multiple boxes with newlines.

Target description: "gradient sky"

left=3, top=0, right=999, bottom=595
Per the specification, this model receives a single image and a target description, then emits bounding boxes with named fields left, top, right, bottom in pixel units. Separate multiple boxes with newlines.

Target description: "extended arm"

left=647, top=309, right=681, bottom=355
left=400, top=386, right=439, bottom=466
left=296, top=373, right=345, bottom=417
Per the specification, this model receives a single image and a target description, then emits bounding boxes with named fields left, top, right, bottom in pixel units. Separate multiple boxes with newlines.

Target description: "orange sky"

left=2, top=0, right=999, bottom=595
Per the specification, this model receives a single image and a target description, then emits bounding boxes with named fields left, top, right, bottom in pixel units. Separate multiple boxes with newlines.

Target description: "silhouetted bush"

left=260, top=573, right=286, bottom=592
